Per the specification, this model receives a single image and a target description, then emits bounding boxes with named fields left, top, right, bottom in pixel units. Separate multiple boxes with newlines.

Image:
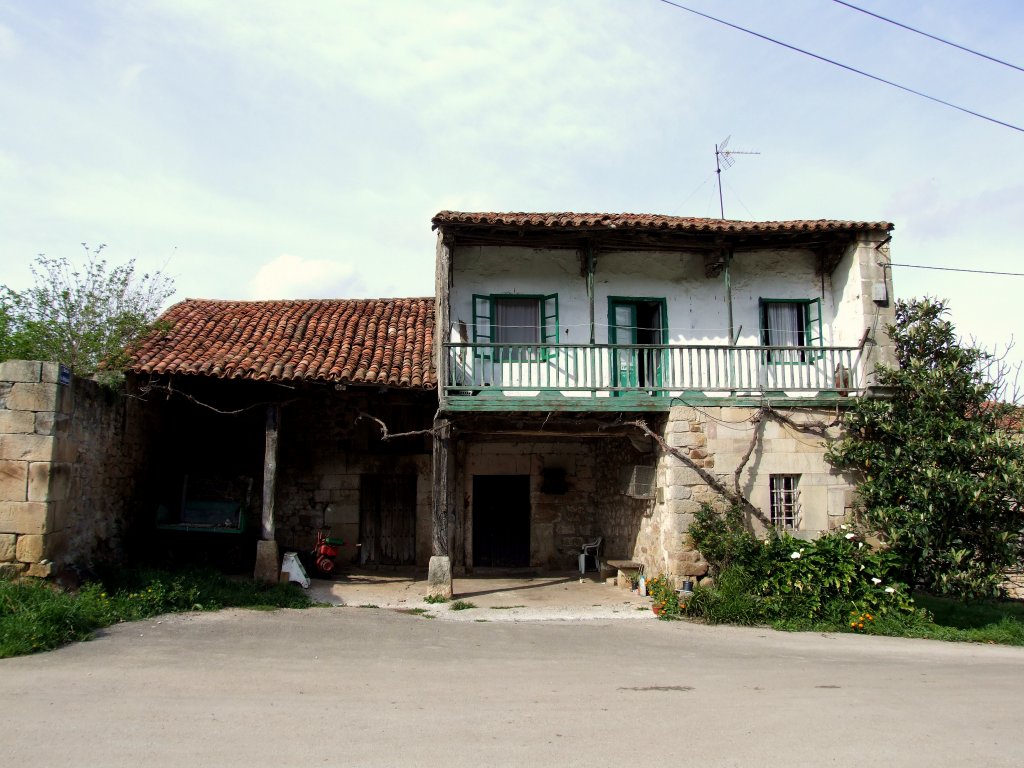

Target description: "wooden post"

left=261, top=404, right=280, bottom=541
left=427, top=416, right=453, bottom=597
left=254, top=404, right=281, bottom=582
left=431, top=416, right=451, bottom=557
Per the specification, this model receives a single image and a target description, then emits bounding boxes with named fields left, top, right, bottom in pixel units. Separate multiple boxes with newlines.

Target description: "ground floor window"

left=769, top=474, right=801, bottom=529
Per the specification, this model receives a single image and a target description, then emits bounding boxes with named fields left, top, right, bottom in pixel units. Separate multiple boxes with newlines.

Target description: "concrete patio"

left=305, top=568, right=656, bottom=621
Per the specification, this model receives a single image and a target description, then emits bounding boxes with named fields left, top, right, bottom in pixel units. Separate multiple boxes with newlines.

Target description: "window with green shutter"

left=472, top=293, right=559, bottom=361
left=759, top=298, right=823, bottom=362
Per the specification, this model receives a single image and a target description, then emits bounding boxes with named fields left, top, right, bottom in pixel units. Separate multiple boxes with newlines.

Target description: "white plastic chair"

left=578, top=537, right=602, bottom=574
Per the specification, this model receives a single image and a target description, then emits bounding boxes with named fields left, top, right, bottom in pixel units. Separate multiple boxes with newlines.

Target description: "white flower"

left=840, top=524, right=848, bottom=530
left=845, top=533, right=856, bottom=540
left=871, top=577, right=882, bottom=585
left=884, top=586, right=896, bottom=594
left=858, top=542, right=864, bottom=549
left=790, top=551, right=801, bottom=559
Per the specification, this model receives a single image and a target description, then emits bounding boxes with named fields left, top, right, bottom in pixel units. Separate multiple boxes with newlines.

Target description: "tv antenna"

left=715, top=136, right=760, bottom=219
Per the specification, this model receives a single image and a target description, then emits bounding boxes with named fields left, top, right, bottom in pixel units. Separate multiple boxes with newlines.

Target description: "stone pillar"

left=427, top=416, right=453, bottom=598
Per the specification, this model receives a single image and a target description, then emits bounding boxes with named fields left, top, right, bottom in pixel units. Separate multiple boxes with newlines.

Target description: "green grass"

left=489, top=605, right=525, bottom=610
left=450, top=600, right=476, bottom=611
left=0, top=567, right=314, bottom=658
left=423, top=594, right=449, bottom=604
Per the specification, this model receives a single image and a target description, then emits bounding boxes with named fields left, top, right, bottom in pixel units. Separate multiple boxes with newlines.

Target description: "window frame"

left=769, top=474, right=801, bottom=530
left=759, top=298, right=823, bottom=363
left=472, top=293, right=559, bottom=361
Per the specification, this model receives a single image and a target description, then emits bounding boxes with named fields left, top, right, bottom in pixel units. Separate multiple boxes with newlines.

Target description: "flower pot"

left=651, top=603, right=662, bottom=616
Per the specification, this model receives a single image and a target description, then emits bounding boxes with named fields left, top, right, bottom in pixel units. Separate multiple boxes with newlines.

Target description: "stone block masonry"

left=637, top=404, right=858, bottom=581
left=0, top=360, right=158, bottom=575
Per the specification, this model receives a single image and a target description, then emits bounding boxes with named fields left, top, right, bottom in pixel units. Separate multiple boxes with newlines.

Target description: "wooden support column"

left=427, top=416, right=454, bottom=598
left=254, top=404, right=281, bottom=583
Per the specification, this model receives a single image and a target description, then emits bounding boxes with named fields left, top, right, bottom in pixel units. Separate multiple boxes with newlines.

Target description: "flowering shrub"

left=646, top=574, right=682, bottom=619
left=687, top=503, right=918, bottom=628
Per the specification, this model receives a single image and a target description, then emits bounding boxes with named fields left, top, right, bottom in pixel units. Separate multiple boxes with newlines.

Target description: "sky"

left=1, top=0, right=1023, bottom=371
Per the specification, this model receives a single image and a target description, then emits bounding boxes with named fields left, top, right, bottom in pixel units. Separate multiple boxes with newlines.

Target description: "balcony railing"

left=443, top=342, right=862, bottom=398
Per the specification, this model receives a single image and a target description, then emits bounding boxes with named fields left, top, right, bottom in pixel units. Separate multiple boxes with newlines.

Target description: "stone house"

left=426, top=211, right=896, bottom=593
left=1, top=211, right=898, bottom=586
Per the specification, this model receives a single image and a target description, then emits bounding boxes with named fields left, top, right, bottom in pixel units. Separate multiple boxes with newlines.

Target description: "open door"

left=472, top=475, right=530, bottom=568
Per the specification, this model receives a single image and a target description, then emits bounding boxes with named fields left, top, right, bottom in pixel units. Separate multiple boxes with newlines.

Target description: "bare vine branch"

left=625, top=417, right=774, bottom=529
left=357, top=412, right=442, bottom=441
left=132, top=379, right=296, bottom=415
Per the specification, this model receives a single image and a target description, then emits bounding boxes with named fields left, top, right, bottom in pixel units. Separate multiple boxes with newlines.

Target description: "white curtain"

left=495, top=299, right=539, bottom=344
left=766, top=303, right=801, bottom=347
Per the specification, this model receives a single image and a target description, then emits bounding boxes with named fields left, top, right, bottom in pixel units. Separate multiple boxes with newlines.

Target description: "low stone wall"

left=0, top=360, right=157, bottom=576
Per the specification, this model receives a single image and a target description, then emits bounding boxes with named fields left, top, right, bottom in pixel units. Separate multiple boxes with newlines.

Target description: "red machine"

left=312, top=528, right=344, bottom=575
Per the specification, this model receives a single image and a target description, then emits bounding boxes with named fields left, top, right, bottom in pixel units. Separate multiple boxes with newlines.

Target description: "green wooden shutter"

left=541, top=293, right=559, bottom=359
left=805, top=298, right=823, bottom=359
left=472, top=294, right=492, bottom=360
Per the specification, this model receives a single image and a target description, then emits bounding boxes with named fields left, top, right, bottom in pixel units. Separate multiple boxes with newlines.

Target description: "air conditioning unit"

left=621, top=465, right=656, bottom=500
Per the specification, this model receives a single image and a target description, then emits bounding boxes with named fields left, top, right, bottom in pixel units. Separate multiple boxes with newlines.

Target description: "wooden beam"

left=261, top=404, right=280, bottom=541
left=431, top=416, right=452, bottom=557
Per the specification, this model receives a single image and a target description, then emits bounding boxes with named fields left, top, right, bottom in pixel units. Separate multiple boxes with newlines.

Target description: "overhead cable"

left=655, top=0, right=1024, bottom=134
left=833, top=0, right=1024, bottom=74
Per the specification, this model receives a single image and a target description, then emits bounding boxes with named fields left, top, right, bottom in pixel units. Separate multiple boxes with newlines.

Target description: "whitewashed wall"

left=448, top=242, right=887, bottom=393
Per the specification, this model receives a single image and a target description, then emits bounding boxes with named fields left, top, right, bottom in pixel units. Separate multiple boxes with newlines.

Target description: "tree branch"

left=356, top=412, right=444, bottom=441
left=625, top=417, right=774, bottom=529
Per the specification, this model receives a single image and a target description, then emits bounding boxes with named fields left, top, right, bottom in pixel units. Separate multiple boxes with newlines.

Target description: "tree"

left=0, top=245, right=175, bottom=382
left=826, top=298, right=1024, bottom=599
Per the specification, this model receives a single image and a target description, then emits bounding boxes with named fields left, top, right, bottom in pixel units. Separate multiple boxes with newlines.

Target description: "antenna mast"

left=715, top=136, right=760, bottom=219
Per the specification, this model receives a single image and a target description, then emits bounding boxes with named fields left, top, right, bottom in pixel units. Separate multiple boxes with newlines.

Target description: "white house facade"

left=426, top=212, right=896, bottom=594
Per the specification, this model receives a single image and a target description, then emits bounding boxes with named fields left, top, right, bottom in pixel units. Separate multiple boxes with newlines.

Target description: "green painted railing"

left=443, top=342, right=861, bottom=395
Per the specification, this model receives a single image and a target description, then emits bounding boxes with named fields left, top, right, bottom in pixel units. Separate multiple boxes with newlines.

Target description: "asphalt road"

left=1, top=608, right=1021, bottom=767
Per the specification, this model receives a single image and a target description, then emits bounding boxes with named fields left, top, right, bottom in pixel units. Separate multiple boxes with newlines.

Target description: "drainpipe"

left=724, top=249, right=734, bottom=344
left=585, top=242, right=596, bottom=345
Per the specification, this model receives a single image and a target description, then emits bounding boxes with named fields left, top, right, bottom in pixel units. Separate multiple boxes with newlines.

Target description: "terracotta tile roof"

left=130, top=298, right=435, bottom=388
left=432, top=211, right=894, bottom=234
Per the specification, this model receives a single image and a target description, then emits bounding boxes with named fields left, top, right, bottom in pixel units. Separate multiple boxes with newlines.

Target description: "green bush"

left=687, top=503, right=915, bottom=625
left=1, top=567, right=313, bottom=658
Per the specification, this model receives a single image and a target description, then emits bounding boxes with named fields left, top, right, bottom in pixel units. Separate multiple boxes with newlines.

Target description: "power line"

left=886, top=263, right=1024, bottom=277
left=833, top=0, right=1024, bottom=74
left=655, top=0, right=1024, bottom=134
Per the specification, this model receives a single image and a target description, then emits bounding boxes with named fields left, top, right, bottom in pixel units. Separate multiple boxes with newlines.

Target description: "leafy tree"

left=0, top=245, right=174, bottom=382
left=827, top=298, right=1024, bottom=599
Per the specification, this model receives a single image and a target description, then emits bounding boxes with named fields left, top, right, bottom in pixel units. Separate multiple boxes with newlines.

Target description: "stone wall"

left=273, top=391, right=434, bottom=566
left=459, top=436, right=650, bottom=570
left=639, top=404, right=858, bottom=581
left=0, top=361, right=158, bottom=576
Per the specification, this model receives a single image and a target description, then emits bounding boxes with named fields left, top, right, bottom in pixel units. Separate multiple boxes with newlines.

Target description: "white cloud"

left=246, top=253, right=364, bottom=300
left=0, top=23, right=17, bottom=58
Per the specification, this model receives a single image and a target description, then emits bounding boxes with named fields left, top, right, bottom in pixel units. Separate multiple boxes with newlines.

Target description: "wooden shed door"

left=473, top=475, right=530, bottom=568
left=360, top=474, right=417, bottom=565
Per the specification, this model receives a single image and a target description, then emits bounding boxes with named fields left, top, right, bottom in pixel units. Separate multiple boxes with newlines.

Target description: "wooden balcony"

left=442, top=342, right=863, bottom=411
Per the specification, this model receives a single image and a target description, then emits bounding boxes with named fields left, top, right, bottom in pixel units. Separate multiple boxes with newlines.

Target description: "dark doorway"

left=359, top=474, right=417, bottom=565
left=473, top=475, right=531, bottom=568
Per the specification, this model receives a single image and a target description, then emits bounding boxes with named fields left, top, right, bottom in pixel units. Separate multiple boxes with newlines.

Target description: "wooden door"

left=359, top=474, right=417, bottom=565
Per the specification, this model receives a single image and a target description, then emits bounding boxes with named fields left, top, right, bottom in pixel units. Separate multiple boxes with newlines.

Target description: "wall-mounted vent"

left=621, top=465, right=656, bottom=500
left=540, top=467, right=568, bottom=495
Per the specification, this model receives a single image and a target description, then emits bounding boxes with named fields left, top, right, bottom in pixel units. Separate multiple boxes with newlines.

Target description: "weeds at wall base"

left=0, top=567, right=314, bottom=658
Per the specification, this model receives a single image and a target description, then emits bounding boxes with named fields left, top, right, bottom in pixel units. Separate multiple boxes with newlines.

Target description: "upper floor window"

left=472, top=294, right=558, bottom=360
left=760, top=299, right=822, bottom=362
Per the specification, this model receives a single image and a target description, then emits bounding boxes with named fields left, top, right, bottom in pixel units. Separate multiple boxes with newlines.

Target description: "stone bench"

left=604, top=559, right=642, bottom=589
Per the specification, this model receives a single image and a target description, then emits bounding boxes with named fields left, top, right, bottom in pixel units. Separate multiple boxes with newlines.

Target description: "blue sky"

left=2, top=0, right=1023, bottom=370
